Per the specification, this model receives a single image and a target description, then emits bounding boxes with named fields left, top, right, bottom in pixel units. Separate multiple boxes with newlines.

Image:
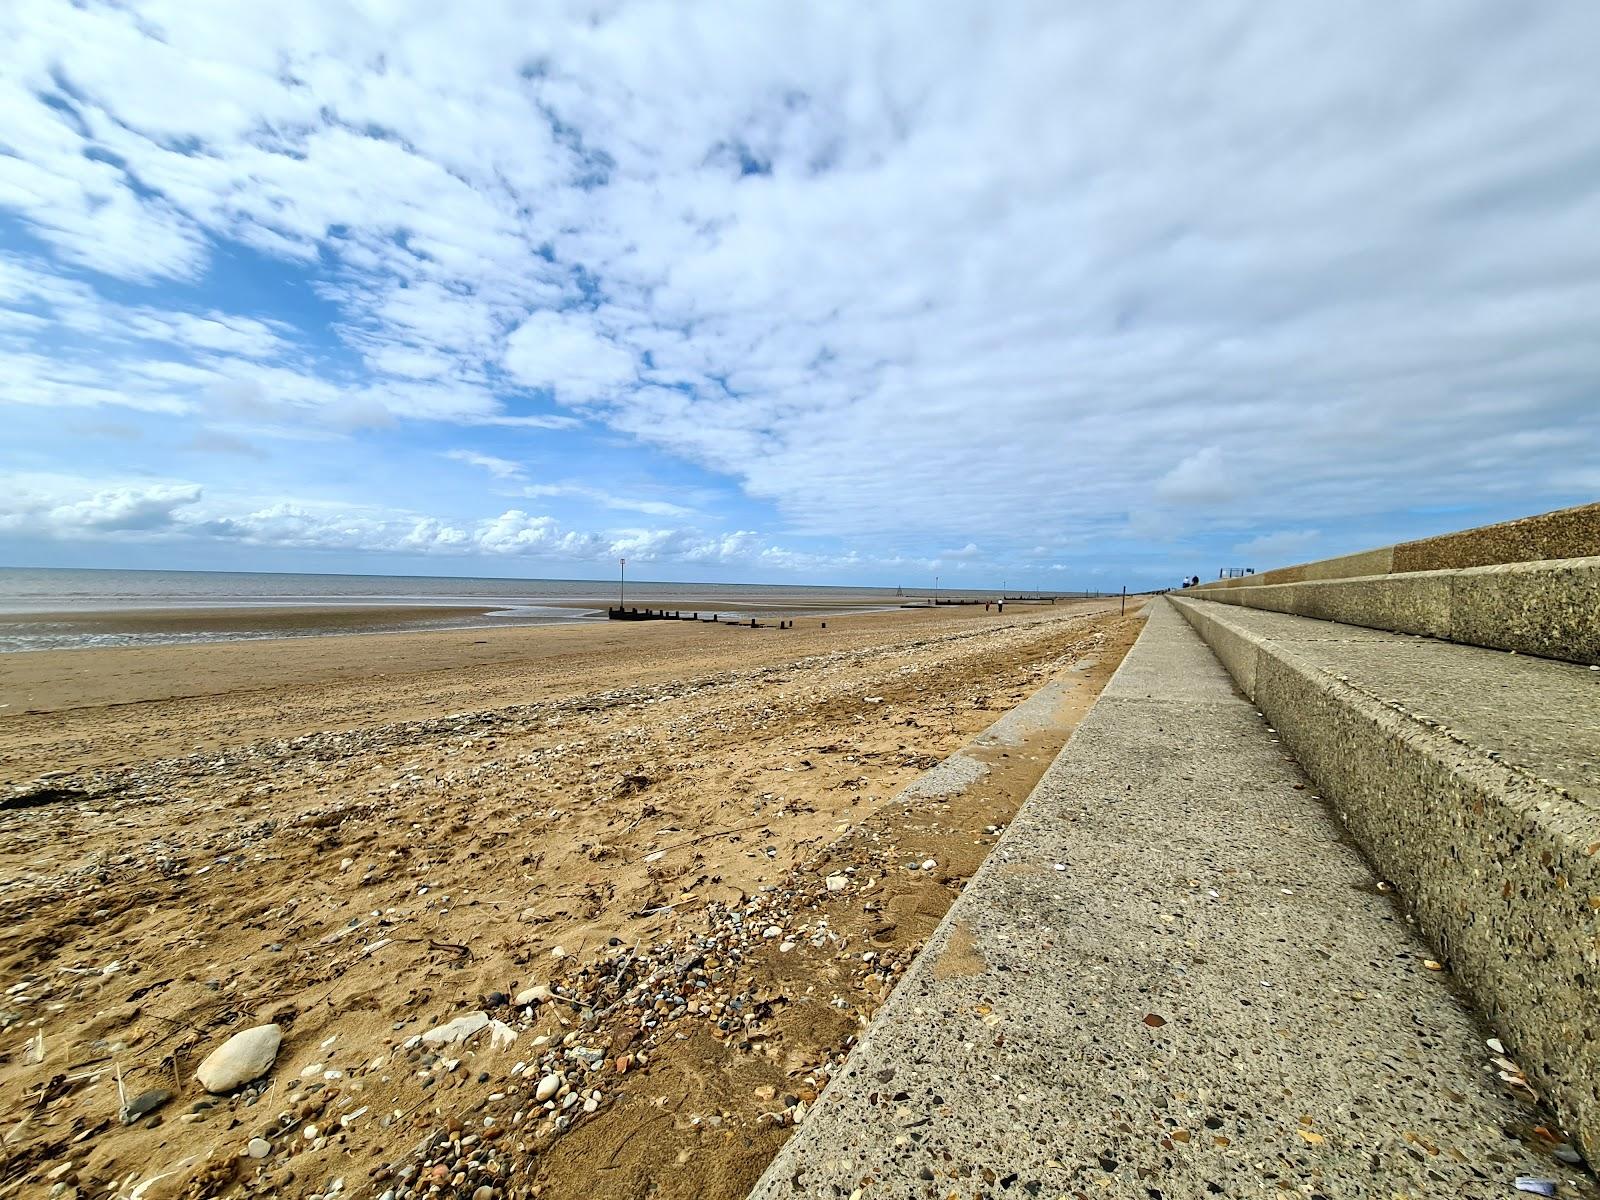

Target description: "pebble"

left=195, top=1024, right=283, bottom=1093
left=825, top=875, right=848, bottom=891
left=535, top=1073, right=562, bottom=1102
left=121, top=1088, right=173, bottom=1125
left=421, top=1011, right=490, bottom=1046
left=514, top=985, right=553, bottom=1006
left=246, top=1137, right=272, bottom=1159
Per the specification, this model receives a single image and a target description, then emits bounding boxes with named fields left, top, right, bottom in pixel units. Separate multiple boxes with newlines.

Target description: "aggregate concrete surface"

left=1186, top=556, right=1600, bottom=666
left=748, top=603, right=1595, bottom=1200
left=1392, top=502, right=1600, bottom=574
left=1201, top=500, right=1599, bottom=592
left=1172, top=601, right=1600, bottom=801
left=1171, top=597, right=1600, bottom=1167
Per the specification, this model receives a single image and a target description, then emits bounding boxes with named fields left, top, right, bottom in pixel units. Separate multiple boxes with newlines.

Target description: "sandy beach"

left=0, top=600, right=1140, bottom=1199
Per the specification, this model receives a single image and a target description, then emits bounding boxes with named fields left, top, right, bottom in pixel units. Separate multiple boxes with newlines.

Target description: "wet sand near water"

left=0, top=600, right=1142, bottom=1199
left=0, top=605, right=515, bottom=652
left=0, top=590, right=914, bottom=654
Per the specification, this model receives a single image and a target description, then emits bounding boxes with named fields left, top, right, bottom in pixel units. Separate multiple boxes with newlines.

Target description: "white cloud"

left=439, top=454, right=696, bottom=517
left=127, top=311, right=287, bottom=359
left=1154, top=447, right=1238, bottom=507
left=0, top=474, right=203, bottom=536
left=518, top=483, right=694, bottom=518
left=1, top=1, right=1598, bottom=574
left=445, top=450, right=524, bottom=480
left=503, top=310, right=638, bottom=403
left=0, top=471, right=797, bottom=568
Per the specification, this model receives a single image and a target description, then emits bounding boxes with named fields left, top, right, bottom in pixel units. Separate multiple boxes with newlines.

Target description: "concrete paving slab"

left=1172, top=597, right=1600, bottom=1167
left=749, top=603, right=1593, bottom=1200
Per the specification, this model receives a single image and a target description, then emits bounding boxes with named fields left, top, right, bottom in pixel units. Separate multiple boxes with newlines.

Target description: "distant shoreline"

left=0, top=566, right=1036, bottom=652
left=0, top=597, right=915, bottom=653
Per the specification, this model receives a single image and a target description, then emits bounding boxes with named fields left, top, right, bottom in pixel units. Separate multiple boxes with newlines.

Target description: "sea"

left=0, top=567, right=972, bottom=653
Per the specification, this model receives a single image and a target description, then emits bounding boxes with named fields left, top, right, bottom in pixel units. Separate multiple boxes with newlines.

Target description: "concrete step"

left=749, top=602, right=1595, bottom=1199
left=1186, top=555, right=1600, bottom=665
left=1200, top=500, right=1600, bottom=591
left=1171, top=595, right=1600, bottom=1167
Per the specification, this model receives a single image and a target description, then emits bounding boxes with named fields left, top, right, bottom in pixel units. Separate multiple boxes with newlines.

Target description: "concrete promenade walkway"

left=749, top=602, right=1593, bottom=1199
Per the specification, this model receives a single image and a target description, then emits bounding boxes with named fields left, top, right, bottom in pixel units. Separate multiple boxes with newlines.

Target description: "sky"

left=2, top=1, right=1597, bottom=590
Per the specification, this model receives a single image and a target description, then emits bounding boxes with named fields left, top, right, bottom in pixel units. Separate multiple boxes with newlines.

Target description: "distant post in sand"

left=619, top=557, right=626, bottom=609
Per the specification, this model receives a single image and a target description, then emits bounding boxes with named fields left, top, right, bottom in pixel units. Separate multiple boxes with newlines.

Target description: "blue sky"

left=2, top=2, right=1597, bottom=590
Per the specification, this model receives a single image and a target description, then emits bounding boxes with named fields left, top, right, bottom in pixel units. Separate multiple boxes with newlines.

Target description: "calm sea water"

left=0, top=567, right=980, bottom=652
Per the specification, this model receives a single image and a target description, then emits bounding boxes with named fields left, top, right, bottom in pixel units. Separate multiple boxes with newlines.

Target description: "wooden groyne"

left=606, top=607, right=793, bottom=629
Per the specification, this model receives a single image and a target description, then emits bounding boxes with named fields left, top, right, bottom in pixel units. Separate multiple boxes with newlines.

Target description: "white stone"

left=535, top=1073, right=561, bottom=1102
left=920, top=859, right=937, bottom=871
left=762, top=926, right=782, bottom=938
left=513, top=985, right=553, bottom=1006
left=825, top=875, right=848, bottom=892
left=487, top=1020, right=518, bottom=1050
left=420, top=1011, right=489, bottom=1046
left=246, top=1137, right=271, bottom=1159
left=196, top=1024, right=282, bottom=1093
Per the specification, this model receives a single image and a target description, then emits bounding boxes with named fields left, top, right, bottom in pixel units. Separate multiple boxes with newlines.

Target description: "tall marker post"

left=620, top=557, right=626, bottom=610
